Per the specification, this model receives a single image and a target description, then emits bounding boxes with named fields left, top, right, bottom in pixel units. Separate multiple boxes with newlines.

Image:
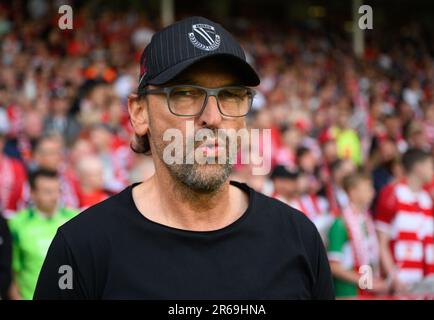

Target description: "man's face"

left=379, top=140, right=397, bottom=162
left=299, top=152, right=316, bottom=174
left=52, top=97, right=69, bottom=115
left=323, top=141, right=337, bottom=163
left=31, top=177, right=61, bottom=214
left=351, top=179, right=375, bottom=209
left=274, top=178, right=298, bottom=199
left=414, top=157, right=434, bottom=184
left=384, top=116, right=400, bottom=136
left=337, top=110, right=349, bottom=128
left=78, top=158, right=104, bottom=190
left=35, top=139, right=63, bottom=171
left=141, top=59, right=247, bottom=193
left=90, top=127, right=112, bottom=150
left=296, top=174, right=309, bottom=195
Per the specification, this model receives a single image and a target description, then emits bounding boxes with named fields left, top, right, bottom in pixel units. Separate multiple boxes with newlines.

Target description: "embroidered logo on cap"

left=188, top=23, right=221, bottom=51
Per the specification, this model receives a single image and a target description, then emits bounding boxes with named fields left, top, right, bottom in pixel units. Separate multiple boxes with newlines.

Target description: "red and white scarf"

left=341, top=204, right=380, bottom=273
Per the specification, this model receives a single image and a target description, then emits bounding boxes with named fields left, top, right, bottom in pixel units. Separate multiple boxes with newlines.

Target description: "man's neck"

left=133, top=164, right=248, bottom=232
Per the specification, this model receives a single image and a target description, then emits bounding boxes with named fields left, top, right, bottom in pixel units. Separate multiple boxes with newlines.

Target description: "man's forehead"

left=167, top=59, right=242, bottom=86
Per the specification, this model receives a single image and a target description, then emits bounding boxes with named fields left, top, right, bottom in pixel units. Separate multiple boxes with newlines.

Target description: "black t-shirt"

left=34, top=181, right=334, bottom=300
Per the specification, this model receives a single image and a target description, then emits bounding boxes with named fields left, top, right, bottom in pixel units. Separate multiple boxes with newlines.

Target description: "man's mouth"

left=196, top=140, right=225, bottom=157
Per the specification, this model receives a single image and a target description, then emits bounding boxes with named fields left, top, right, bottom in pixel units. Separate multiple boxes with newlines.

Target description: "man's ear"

left=128, top=93, right=149, bottom=136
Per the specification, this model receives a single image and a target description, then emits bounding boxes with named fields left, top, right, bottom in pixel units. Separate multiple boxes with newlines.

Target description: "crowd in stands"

left=1, top=1, right=434, bottom=299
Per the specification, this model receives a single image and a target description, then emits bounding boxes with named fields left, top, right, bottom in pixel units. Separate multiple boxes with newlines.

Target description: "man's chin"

left=170, top=162, right=232, bottom=194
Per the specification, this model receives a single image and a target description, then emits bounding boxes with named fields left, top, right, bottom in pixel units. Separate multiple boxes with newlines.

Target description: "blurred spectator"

left=328, top=159, right=356, bottom=213
left=331, top=105, right=363, bottom=166
left=0, top=131, right=27, bottom=218
left=270, top=165, right=299, bottom=206
left=328, top=172, right=388, bottom=298
left=8, top=169, right=77, bottom=300
left=371, top=138, right=401, bottom=194
left=375, top=148, right=434, bottom=293
left=75, top=155, right=110, bottom=210
left=89, top=124, right=130, bottom=193
left=274, top=124, right=299, bottom=167
left=292, top=171, right=333, bottom=244
left=405, top=120, right=431, bottom=152
left=31, top=134, right=79, bottom=208
left=43, top=87, right=81, bottom=146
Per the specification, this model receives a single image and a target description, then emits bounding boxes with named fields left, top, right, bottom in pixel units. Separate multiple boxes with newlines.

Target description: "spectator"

left=8, top=169, right=77, bottom=300
left=371, top=138, right=400, bottom=194
left=331, top=106, right=363, bottom=166
left=328, top=159, right=356, bottom=213
left=89, top=124, right=130, bottom=193
left=43, top=87, right=81, bottom=146
left=292, top=171, right=334, bottom=244
left=0, top=131, right=27, bottom=217
left=375, top=148, right=434, bottom=293
left=31, top=134, right=79, bottom=208
left=75, top=155, right=110, bottom=210
left=270, top=165, right=299, bottom=206
left=328, top=172, right=388, bottom=298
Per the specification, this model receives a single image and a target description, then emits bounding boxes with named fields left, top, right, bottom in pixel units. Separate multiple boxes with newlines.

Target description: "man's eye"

left=220, top=89, right=246, bottom=99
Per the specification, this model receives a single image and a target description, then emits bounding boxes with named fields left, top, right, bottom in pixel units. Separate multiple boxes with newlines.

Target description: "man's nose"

left=197, top=95, right=222, bottom=128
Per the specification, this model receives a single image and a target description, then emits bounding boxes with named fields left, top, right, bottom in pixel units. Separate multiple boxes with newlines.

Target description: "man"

left=331, top=106, right=363, bottom=166
left=328, top=159, right=356, bottom=213
left=0, top=129, right=27, bottom=218
left=328, top=173, right=388, bottom=298
left=88, top=124, right=130, bottom=193
left=75, top=155, right=110, bottom=210
left=31, top=134, right=79, bottom=209
left=43, top=87, right=81, bottom=146
left=8, top=169, right=77, bottom=299
left=34, top=16, right=334, bottom=300
left=270, top=165, right=300, bottom=206
left=375, top=148, right=434, bottom=292
left=271, top=165, right=332, bottom=245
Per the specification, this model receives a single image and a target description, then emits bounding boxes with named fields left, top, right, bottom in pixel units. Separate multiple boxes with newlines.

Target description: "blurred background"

left=1, top=0, right=434, bottom=300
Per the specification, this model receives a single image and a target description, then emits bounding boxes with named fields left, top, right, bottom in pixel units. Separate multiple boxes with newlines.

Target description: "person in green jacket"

left=8, top=169, right=77, bottom=300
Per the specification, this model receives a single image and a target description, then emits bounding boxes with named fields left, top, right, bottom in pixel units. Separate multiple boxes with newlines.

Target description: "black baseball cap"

left=137, top=16, right=260, bottom=90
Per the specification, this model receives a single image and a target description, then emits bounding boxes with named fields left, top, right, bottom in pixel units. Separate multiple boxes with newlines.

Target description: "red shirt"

left=78, top=189, right=109, bottom=210
left=375, top=180, right=434, bottom=283
left=0, top=155, right=27, bottom=216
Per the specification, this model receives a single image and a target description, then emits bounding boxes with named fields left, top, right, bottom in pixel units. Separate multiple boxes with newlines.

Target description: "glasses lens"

left=169, top=86, right=206, bottom=116
left=218, top=87, right=252, bottom=116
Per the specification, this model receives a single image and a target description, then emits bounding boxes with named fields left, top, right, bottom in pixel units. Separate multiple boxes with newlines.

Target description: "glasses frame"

left=137, top=85, right=256, bottom=117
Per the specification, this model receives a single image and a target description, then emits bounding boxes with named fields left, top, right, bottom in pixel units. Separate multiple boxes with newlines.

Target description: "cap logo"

left=188, top=23, right=220, bottom=51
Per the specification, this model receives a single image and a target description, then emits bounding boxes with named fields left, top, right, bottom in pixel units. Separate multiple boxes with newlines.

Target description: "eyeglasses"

left=138, top=85, right=256, bottom=117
